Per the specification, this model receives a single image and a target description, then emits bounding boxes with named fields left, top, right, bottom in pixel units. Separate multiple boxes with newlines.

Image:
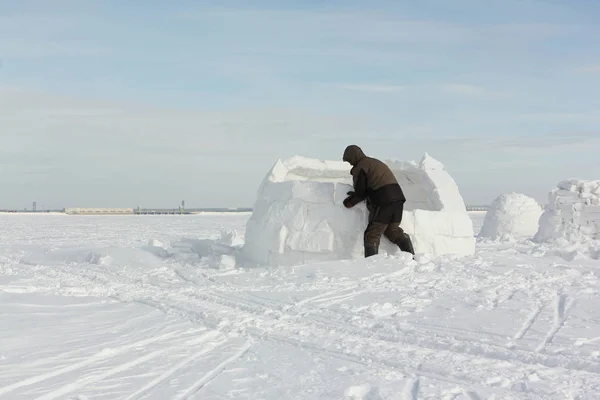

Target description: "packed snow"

left=242, top=154, right=474, bottom=267
left=2, top=211, right=600, bottom=399
left=535, top=180, right=600, bottom=253
left=479, top=193, right=543, bottom=241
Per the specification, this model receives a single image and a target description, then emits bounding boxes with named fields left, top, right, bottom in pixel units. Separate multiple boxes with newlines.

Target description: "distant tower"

left=33, top=201, right=37, bottom=212
left=181, top=200, right=185, bottom=210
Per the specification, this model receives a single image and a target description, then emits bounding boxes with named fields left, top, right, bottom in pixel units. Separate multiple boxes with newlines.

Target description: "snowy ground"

left=1, top=212, right=600, bottom=399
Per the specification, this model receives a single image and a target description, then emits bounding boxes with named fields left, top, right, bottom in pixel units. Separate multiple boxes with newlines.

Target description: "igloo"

left=241, top=153, right=475, bottom=267
left=534, top=179, right=600, bottom=244
left=479, top=193, right=543, bottom=241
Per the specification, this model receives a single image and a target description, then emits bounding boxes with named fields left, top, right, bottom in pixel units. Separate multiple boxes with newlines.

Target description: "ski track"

left=168, top=282, right=600, bottom=379
left=0, top=329, right=202, bottom=397
left=122, top=332, right=227, bottom=400
left=403, top=376, right=420, bottom=400
left=11, top=312, right=171, bottom=371
left=7, top=261, right=599, bottom=398
left=514, top=303, right=544, bottom=340
left=536, top=292, right=574, bottom=353
left=258, top=329, right=548, bottom=399
left=94, top=276, right=600, bottom=399
left=294, top=287, right=348, bottom=306
left=35, top=346, right=181, bottom=400
left=2, top=214, right=600, bottom=398
left=312, top=290, right=367, bottom=308
left=173, top=341, right=252, bottom=400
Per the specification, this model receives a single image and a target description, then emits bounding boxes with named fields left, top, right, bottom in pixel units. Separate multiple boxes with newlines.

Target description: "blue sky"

left=1, top=0, right=599, bottom=208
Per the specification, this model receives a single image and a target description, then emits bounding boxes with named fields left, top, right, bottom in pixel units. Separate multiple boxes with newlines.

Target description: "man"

left=342, top=144, right=415, bottom=257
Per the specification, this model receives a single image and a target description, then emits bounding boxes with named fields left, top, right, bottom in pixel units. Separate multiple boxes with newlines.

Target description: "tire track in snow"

left=33, top=331, right=223, bottom=400
left=0, top=329, right=201, bottom=397
left=174, top=341, right=252, bottom=400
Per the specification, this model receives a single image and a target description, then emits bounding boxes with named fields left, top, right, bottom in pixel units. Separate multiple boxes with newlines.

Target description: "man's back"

left=342, top=144, right=415, bottom=257
left=343, top=145, right=406, bottom=207
left=353, top=156, right=399, bottom=192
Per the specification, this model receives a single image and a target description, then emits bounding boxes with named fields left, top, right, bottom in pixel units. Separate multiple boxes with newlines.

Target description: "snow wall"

left=479, top=193, right=543, bottom=241
left=241, top=154, right=475, bottom=267
left=534, top=179, right=600, bottom=244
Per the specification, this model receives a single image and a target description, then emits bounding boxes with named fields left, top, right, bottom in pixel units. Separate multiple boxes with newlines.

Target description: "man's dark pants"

left=364, top=200, right=415, bottom=257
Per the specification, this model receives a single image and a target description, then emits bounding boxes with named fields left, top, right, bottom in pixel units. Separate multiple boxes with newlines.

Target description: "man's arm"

left=343, top=168, right=367, bottom=208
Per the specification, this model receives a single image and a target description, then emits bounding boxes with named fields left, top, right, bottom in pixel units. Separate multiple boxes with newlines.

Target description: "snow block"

left=479, top=193, right=543, bottom=241
left=242, top=154, right=475, bottom=267
left=535, top=179, right=600, bottom=244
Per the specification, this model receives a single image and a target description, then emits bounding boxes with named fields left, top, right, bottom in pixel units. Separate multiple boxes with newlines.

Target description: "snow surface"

left=242, top=154, right=475, bottom=266
left=534, top=180, right=600, bottom=260
left=1, top=212, right=600, bottom=399
left=479, top=193, right=543, bottom=241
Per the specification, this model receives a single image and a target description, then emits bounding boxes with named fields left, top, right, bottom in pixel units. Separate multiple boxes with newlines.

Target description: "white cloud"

left=522, top=111, right=600, bottom=122
left=491, top=22, right=585, bottom=37
left=175, top=8, right=469, bottom=46
left=441, top=84, right=485, bottom=96
left=0, top=86, right=393, bottom=208
left=430, top=131, right=600, bottom=150
left=575, top=65, right=600, bottom=73
left=337, top=83, right=404, bottom=93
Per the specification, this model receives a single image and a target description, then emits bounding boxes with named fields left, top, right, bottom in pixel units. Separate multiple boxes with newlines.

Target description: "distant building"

left=64, top=208, right=134, bottom=215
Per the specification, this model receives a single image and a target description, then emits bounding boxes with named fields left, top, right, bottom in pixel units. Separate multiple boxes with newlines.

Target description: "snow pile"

left=534, top=180, right=600, bottom=258
left=241, top=154, right=475, bottom=266
left=479, top=193, right=543, bottom=241
left=144, top=229, right=243, bottom=269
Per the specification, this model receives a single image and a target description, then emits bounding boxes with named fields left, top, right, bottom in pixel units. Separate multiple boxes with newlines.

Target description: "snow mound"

left=144, top=229, right=243, bottom=269
left=533, top=180, right=600, bottom=258
left=241, top=154, right=475, bottom=266
left=479, top=193, right=543, bottom=241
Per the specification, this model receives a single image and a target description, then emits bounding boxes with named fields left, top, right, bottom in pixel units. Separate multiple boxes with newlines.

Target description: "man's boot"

left=364, top=243, right=378, bottom=257
left=397, top=233, right=415, bottom=255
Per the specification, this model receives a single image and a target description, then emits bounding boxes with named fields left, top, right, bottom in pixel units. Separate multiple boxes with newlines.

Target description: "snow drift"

left=479, top=193, right=543, bottom=241
left=241, top=154, right=475, bottom=266
left=534, top=180, right=600, bottom=257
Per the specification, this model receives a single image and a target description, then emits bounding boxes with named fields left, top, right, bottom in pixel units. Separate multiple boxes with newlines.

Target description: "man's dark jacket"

left=342, top=145, right=406, bottom=209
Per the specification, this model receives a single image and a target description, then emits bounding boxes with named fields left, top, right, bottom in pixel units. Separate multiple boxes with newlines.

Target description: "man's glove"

left=343, top=194, right=354, bottom=208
